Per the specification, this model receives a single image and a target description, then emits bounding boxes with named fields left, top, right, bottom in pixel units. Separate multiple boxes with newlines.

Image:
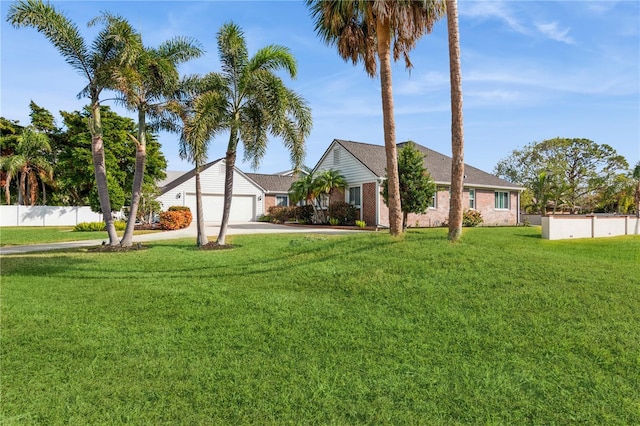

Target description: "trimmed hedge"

left=160, top=206, right=192, bottom=230
left=328, top=201, right=357, bottom=225
left=74, top=220, right=126, bottom=232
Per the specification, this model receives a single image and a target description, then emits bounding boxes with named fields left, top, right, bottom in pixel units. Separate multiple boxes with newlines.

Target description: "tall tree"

left=105, top=16, right=203, bottom=247
left=634, top=162, right=640, bottom=217
left=51, top=107, right=166, bottom=207
left=382, top=141, right=436, bottom=230
left=495, top=138, right=628, bottom=214
left=307, top=0, right=446, bottom=236
left=8, top=0, right=136, bottom=245
left=164, top=73, right=228, bottom=247
left=0, top=127, right=53, bottom=205
left=196, top=22, right=312, bottom=246
left=446, top=0, right=465, bottom=241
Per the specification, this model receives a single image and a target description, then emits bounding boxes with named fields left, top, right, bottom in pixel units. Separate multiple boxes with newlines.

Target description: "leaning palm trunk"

left=195, top=168, right=208, bottom=246
left=446, top=0, right=465, bottom=242
left=90, top=102, right=119, bottom=245
left=217, top=133, right=238, bottom=245
left=120, top=109, right=148, bottom=247
left=377, top=17, right=403, bottom=236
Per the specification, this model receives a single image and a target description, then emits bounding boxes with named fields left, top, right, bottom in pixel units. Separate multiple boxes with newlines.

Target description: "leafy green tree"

left=446, top=0, right=464, bottom=241
left=29, top=101, right=57, bottom=134
left=0, top=127, right=53, bottom=205
left=382, top=141, right=436, bottom=230
left=0, top=118, right=22, bottom=204
left=307, top=0, right=445, bottom=236
left=52, top=107, right=166, bottom=208
left=8, top=0, right=138, bottom=245
left=106, top=16, right=202, bottom=246
left=193, top=23, right=312, bottom=246
left=495, top=138, right=628, bottom=214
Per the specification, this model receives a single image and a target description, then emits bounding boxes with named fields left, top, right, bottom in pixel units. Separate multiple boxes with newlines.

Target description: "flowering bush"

left=462, top=209, right=483, bottom=227
left=160, top=206, right=192, bottom=230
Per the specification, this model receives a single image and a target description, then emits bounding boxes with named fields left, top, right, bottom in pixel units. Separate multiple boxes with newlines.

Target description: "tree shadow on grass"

left=1, top=255, right=95, bottom=277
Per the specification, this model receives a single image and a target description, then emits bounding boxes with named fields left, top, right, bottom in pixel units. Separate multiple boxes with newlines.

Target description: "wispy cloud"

left=535, top=22, right=575, bottom=45
left=460, top=1, right=529, bottom=35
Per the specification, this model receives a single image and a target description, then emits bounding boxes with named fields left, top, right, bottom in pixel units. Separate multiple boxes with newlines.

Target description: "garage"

left=184, top=193, right=256, bottom=222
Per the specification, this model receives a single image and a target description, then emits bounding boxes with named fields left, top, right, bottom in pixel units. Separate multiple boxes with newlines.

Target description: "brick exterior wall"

left=362, top=182, right=377, bottom=226
left=374, top=187, right=518, bottom=228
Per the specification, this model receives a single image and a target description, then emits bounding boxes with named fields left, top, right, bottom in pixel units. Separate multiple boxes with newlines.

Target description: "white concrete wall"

left=0, top=206, right=102, bottom=227
left=542, top=215, right=640, bottom=240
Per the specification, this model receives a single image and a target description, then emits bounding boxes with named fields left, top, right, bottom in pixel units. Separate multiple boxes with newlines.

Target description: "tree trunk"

left=377, top=18, right=402, bottom=236
left=217, top=130, right=238, bottom=246
left=18, top=171, right=26, bottom=205
left=90, top=101, right=119, bottom=245
left=446, top=0, right=465, bottom=242
left=4, top=175, right=11, bottom=205
left=195, top=168, right=208, bottom=247
left=120, top=109, right=148, bottom=247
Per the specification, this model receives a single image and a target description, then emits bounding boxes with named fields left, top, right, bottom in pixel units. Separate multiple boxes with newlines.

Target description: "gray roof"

left=335, top=139, right=522, bottom=190
left=157, top=170, right=187, bottom=189
left=159, top=159, right=223, bottom=194
left=244, top=173, right=298, bottom=193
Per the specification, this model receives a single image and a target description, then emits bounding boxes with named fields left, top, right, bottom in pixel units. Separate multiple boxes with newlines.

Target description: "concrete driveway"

left=0, top=222, right=363, bottom=255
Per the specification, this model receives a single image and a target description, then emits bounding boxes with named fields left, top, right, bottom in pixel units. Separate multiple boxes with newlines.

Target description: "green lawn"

left=0, top=226, right=161, bottom=246
left=2, top=227, right=639, bottom=424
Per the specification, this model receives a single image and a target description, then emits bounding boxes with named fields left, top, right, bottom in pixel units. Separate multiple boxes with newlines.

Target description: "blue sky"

left=2, top=0, right=639, bottom=175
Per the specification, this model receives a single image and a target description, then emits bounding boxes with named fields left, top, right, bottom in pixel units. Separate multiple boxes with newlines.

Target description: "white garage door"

left=185, top=193, right=255, bottom=222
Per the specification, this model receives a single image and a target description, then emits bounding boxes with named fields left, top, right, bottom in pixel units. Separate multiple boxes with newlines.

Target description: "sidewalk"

left=0, top=222, right=361, bottom=255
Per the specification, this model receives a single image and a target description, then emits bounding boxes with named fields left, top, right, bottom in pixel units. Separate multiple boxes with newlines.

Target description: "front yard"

left=1, top=227, right=638, bottom=424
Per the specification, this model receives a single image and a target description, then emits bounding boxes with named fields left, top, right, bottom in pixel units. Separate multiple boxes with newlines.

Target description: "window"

left=469, top=189, right=476, bottom=209
left=348, top=186, right=361, bottom=207
left=275, top=195, right=288, bottom=207
left=495, top=191, right=509, bottom=209
left=316, top=194, right=329, bottom=208
left=429, top=192, right=437, bottom=209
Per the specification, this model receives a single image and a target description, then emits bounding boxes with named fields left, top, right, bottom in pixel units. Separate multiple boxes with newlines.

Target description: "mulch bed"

left=88, top=243, right=149, bottom=253
left=199, top=242, right=235, bottom=251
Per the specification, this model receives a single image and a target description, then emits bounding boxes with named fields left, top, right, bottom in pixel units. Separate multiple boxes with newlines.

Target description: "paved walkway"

left=0, top=222, right=363, bottom=255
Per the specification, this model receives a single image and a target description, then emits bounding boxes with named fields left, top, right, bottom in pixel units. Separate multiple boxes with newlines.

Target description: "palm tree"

left=0, top=128, right=53, bottom=205
left=446, top=0, right=465, bottom=242
left=163, top=74, right=228, bottom=247
left=105, top=16, right=203, bottom=247
left=314, top=169, right=347, bottom=222
left=8, top=0, right=136, bottom=245
left=289, top=170, right=321, bottom=222
left=307, top=0, right=446, bottom=236
left=199, top=22, right=312, bottom=246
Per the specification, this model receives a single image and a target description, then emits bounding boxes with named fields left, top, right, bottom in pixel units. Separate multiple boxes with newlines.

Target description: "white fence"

left=541, top=215, right=640, bottom=240
left=0, top=205, right=103, bottom=227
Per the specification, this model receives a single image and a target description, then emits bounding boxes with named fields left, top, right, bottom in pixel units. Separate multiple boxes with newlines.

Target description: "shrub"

left=329, top=217, right=340, bottom=226
left=295, top=205, right=314, bottom=223
left=355, top=220, right=366, bottom=228
left=73, top=220, right=127, bottom=232
left=462, top=209, right=483, bottom=227
left=268, top=206, right=295, bottom=223
left=328, top=201, right=357, bottom=225
left=160, top=206, right=192, bottom=230
left=73, top=222, right=105, bottom=232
